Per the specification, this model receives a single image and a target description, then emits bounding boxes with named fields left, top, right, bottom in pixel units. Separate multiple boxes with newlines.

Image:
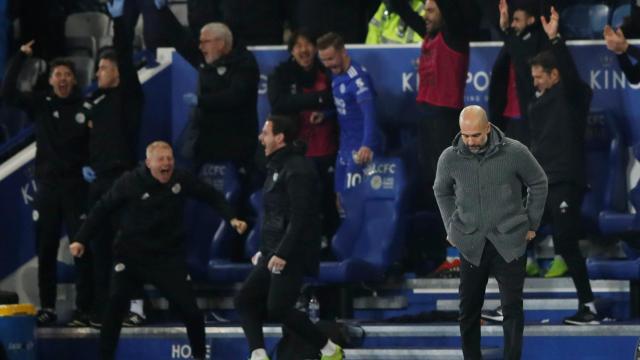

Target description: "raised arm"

left=604, top=25, right=640, bottom=84
left=542, top=7, right=584, bottom=91
left=388, top=0, right=426, bottom=38
left=154, top=0, right=202, bottom=68
left=1, top=40, right=37, bottom=112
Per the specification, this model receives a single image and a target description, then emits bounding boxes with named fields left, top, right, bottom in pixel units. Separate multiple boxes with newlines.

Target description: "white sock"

left=250, top=348, right=268, bottom=360
left=554, top=255, right=564, bottom=262
left=129, top=299, right=145, bottom=318
left=320, top=339, right=338, bottom=356
left=584, top=301, right=597, bottom=314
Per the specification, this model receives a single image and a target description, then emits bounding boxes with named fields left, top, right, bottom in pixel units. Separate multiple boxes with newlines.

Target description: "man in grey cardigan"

left=434, top=105, right=547, bottom=360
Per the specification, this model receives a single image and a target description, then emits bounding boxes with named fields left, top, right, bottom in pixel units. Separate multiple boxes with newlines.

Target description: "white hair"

left=146, top=141, right=172, bottom=159
left=201, top=22, right=233, bottom=51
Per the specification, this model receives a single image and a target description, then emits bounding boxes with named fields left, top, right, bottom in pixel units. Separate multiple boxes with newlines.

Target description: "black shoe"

left=563, top=306, right=600, bottom=325
left=67, top=310, right=91, bottom=327
left=122, top=311, right=146, bottom=327
left=36, top=309, right=58, bottom=326
left=481, top=306, right=504, bottom=323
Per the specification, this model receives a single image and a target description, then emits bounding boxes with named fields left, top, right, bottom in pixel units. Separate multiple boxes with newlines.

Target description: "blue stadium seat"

left=207, top=190, right=262, bottom=284
left=561, top=4, right=610, bottom=39
left=611, top=4, right=631, bottom=29
left=581, top=110, right=628, bottom=235
left=598, top=143, right=640, bottom=236
left=588, top=143, right=640, bottom=282
left=317, top=157, right=409, bottom=283
left=185, top=162, right=241, bottom=281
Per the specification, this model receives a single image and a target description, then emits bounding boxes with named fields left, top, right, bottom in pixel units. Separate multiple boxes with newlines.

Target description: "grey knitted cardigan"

left=433, top=125, right=548, bottom=266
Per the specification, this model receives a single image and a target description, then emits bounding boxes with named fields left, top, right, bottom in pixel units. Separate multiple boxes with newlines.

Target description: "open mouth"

left=160, top=168, right=172, bottom=176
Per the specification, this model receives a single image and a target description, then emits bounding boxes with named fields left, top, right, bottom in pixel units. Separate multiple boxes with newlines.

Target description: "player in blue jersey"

left=317, top=32, right=382, bottom=193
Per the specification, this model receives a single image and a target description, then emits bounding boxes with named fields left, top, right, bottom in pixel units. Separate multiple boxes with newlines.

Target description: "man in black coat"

left=79, top=0, right=144, bottom=327
left=528, top=7, right=598, bottom=325
left=1, top=40, right=92, bottom=326
left=154, top=0, right=259, bottom=169
left=233, top=115, right=343, bottom=360
left=489, top=0, right=550, bottom=147
left=69, top=141, right=247, bottom=360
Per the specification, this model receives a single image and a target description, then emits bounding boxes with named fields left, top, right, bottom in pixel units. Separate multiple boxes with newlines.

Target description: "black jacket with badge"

left=262, top=143, right=321, bottom=275
left=1, top=52, right=88, bottom=181
left=159, top=7, right=259, bottom=165
left=528, top=37, right=591, bottom=187
left=74, top=164, right=235, bottom=259
left=81, top=16, right=142, bottom=177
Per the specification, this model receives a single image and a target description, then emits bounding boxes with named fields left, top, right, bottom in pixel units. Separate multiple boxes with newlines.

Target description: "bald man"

left=433, top=105, right=547, bottom=360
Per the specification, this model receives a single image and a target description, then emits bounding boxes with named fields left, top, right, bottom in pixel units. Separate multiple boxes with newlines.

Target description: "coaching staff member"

left=234, top=115, right=343, bottom=360
left=69, top=141, right=247, bottom=360
left=434, top=105, right=547, bottom=360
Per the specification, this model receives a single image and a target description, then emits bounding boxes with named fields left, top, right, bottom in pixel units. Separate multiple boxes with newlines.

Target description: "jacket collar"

left=266, top=141, right=307, bottom=170
left=452, top=123, right=506, bottom=159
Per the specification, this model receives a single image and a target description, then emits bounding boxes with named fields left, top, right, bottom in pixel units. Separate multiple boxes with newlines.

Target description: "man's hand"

left=82, top=166, right=97, bottom=183
left=106, top=0, right=125, bottom=18
left=183, top=93, right=198, bottom=107
left=309, top=111, right=324, bottom=124
left=69, top=242, right=85, bottom=257
left=355, top=146, right=373, bottom=165
left=499, top=0, right=509, bottom=31
left=251, top=251, right=262, bottom=266
left=540, top=6, right=559, bottom=40
left=604, top=25, right=629, bottom=55
left=525, top=230, right=536, bottom=242
left=20, top=40, right=35, bottom=56
left=267, top=255, right=287, bottom=274
left=230, top=218, right=248, bottom=234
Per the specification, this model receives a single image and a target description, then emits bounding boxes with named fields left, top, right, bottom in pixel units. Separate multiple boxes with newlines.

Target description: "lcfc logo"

left=600, top=54, right=614, bottom=68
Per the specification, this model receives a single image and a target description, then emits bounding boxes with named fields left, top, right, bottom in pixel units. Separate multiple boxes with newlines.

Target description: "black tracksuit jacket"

left=74, top=165, right=235, bottom=259
left=528, top=37, right=591, bottom=188
left=158, top=6, right=259, bottom=165
left=2, top=52, right=88, bottom=181
left=261, top=143, right=321, bottom=275
left=81, top=17, right=142, bottom=177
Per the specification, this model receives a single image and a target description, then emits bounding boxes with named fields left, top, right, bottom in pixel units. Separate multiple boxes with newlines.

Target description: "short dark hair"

left=316, top=32, right=345, bottom=51
left=529, top=50, right=557, bottom=74
left=99, top=48, right=119, bottom=67
left=267, top=114, right=298, bottom=144
left=49, top=58, right=77, bottom=78
left=287, top=29, right=317, bottom=52
left=513, top=4, right=538, bottom=18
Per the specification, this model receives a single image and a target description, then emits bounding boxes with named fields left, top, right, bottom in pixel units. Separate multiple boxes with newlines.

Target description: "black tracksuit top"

left=2, top=52, right=88, bottom=181
left=75, top=165, right=235, bottom=258
left=261, top=144, right=321, bottom=275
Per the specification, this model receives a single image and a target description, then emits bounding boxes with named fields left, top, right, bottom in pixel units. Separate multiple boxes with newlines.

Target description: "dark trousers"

left=310, top=155, right=339, bottom=242
left=35, top=179, right=92, bottom=311
left=417, top=103, right=461, bottom=263
left=544, top=182, right=594, bottom=304
left=459, top=241, right=525, bottom=360
left=88, top=176, right=119, bottom=319
left=100, top=255, right=205, bottom=360
left=234, top=257, right=327, bottom=352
